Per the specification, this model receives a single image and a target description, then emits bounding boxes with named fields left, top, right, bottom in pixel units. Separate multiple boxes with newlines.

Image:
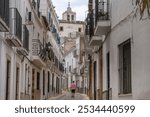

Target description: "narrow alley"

left=1, top=0, right=150, bottom=100
left=49, top=92, right=89, bottom=100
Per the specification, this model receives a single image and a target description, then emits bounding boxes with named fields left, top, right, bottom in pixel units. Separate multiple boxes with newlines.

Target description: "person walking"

left=70, top=81, right=76, bottom=98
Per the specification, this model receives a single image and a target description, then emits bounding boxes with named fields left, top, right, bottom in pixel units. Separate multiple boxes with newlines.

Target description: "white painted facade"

left=59, top=4, right=86, bottom=92
left=103, top=0, right=150, bottom=99
left=0, top=0, right=64, bottom=100
left=86, top=0, right=150, bottom=100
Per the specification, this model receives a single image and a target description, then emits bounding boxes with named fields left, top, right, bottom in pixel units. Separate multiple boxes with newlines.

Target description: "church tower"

left=62, top=2, right=76, bottom=22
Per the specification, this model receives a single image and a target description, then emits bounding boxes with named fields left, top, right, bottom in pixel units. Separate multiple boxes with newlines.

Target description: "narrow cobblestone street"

left=49, top=92, right=89, bottom=100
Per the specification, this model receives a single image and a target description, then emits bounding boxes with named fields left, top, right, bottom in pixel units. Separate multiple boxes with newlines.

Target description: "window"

left=43, top=70, right=45, bottom=95
left=71, top=15, right=74, bottom=21
left=52, top=73, right=54, bottom=91
left=25, top=64, right=28, bottom=94
left=37, top=72, right=40, bottom=90
left=78, top=28, right=81, bottom=32
left=27, top=66, right=30, bottom=93
left=60, top=26, right=63, bottom=31
left=48, top=72, right=50, bottom=93
left=119, top=39, right=131, bottom=94
left=6, top=60, right=11, bottom=100
left=48, top=12, right=51, bottom=23
left=16, top=67, right=19, bottom=100
left=69, top=66, right=71, bottom=72
left=67, top=15, right=70, bottom=21
left=106, top=52, right=110, bottom=99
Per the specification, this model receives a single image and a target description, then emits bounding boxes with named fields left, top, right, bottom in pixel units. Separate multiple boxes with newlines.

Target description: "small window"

left=67, top=15, right=70, bottom=21
left=119, top=39, right=131, bottom=94
left=37, top=72, right=40, bottom=90
left=72, top=15, right=74, bottom=21
left=60, top=26, right=63, bottom=31
left=69, top=66, right=71, bottom=72
left=78, top=28, right=81, bottom=32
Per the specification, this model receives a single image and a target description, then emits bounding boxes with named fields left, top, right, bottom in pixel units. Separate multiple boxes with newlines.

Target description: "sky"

left=51, top=0, right=88, bottom=21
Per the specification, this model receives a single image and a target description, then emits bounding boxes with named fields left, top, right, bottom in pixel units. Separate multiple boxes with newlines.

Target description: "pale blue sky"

left=51, top=0, right=88, bottom=21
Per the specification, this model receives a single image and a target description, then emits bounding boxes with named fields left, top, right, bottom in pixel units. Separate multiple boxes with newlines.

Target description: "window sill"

left=118, top=93, right=132, bottom=97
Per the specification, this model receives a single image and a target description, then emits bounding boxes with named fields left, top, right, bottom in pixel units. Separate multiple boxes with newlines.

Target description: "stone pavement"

left=48, top=91, right=89, bottom=100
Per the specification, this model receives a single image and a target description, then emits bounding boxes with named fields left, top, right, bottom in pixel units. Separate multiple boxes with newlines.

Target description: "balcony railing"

left=0, top=0, right=9, bottom=31
left=94, top=0, right=111, bottom=36
left=95, top=0, right=110, bottom=23
left=32, top=39, right=47, bottom=62
left=89, top=11, right=94, bottom=39
left=32, top=0, right=40, bottom=18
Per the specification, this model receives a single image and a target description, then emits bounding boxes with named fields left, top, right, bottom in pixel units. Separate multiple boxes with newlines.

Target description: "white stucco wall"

left=103, top=0, right=150, bottom=99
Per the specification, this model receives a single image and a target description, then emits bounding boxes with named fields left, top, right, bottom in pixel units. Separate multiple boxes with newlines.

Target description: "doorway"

left=15, top=67, right=19, bottom=99
left=106, top=52, right=110, bottom=100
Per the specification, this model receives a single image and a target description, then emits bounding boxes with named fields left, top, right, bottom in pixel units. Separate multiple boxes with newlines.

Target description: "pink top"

left=70, top=83, right=76, bottom=90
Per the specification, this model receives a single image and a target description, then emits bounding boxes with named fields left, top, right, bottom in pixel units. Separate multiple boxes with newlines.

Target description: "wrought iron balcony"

left=5, top=8, right=22, bottom=47
left=94, top=0, right=111, bottom=36
left=32, top=0, right=41, bottom=18
left=0, top=0, right=9, bottom=32
left=86, top=11, right=103, bottom=46
left=32, top=39, right=47, bottom=67
left=86, top=12, right=94, bottom=39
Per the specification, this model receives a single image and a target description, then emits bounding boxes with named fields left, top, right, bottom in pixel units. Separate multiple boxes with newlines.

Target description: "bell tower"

left=62, top=1, right=76, bottom=22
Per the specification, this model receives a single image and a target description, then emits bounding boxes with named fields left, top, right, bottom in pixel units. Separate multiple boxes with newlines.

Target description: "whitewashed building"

left=0, top=0, right=64, bottom=100
left=59, top=3, right=86, bottom=92
left=85, top=0, right=150, bottom=100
